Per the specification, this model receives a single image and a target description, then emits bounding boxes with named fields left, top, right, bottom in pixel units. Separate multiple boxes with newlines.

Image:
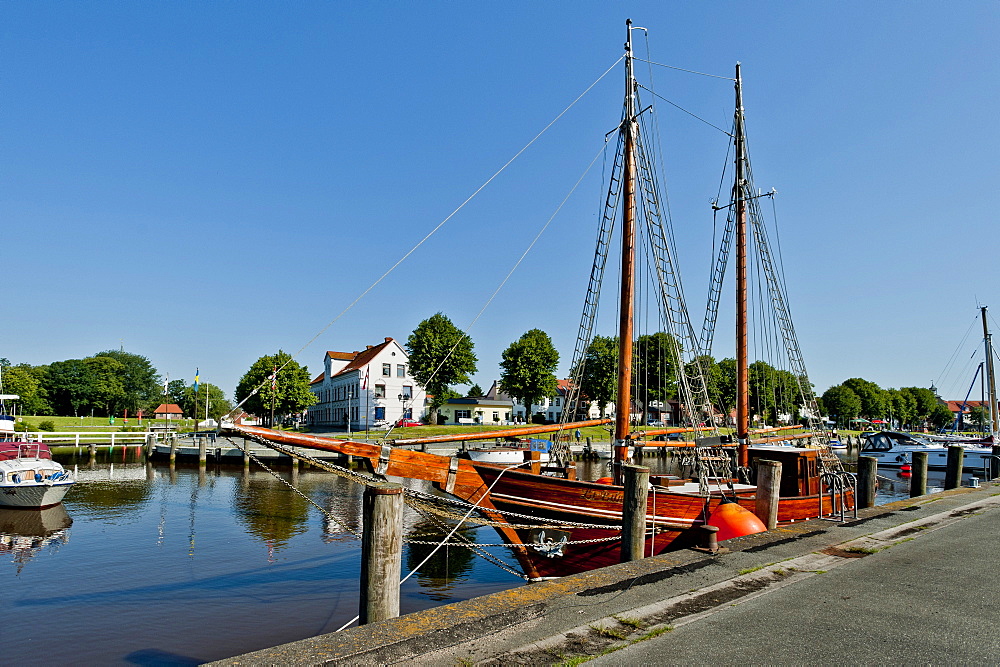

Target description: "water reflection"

left=231, top=474, right=311, bottom=551
left=0, top=505, right=72, bottom=574
left=405, top=518, right=478, bottom=601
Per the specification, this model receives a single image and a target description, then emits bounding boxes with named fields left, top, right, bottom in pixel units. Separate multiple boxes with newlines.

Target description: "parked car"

left=395, top=418, right=423, bottom=427
left=647, top=420, right=664, bottom=427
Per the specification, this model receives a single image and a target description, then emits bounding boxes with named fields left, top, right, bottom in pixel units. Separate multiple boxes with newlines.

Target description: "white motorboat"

left=464, top=438, right=551, bottom=465
left=860, top=431, right=994, bottom=471
left=1, top=416, right=74, bottom=508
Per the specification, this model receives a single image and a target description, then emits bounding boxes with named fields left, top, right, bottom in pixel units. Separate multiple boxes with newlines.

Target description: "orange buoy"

left=901, top=464, right=911, bottom=471
left=707, top=498, right=767, bottom=541
left=595, top=477, right=614, bottom=485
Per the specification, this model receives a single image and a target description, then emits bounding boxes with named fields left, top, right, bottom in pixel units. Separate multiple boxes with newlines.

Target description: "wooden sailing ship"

left=225, top=21, right=854, bottom=580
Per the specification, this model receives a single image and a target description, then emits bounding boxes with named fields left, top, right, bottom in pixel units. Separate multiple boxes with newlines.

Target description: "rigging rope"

left=227, top=56, right=625, bottom=420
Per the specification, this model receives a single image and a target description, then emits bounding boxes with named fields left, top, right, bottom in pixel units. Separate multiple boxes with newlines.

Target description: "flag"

left=362, top=368, right=369, bottom=390
left=271, top=366, right=277, bottom=390
left=163, top=375, right=169, bottom=394
left=193, top=368, right=200, bottom=392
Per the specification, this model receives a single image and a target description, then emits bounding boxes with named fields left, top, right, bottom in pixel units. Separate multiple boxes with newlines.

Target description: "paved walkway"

left=211, top=482, right=1000, bottom=665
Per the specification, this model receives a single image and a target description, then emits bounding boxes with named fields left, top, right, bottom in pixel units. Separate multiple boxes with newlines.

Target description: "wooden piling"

left=857, top=456, right=877, bottom=509
left=992, top=445, right=1000, bottom=479
left=198, top=437, right=207, bottom=465
left=945, top=445, right=964, bottom=490
left=754, top=459, right=782, bottom=529
left=620, top=464, right=650, bottom=562
left=88, top=444, right=97, bottom=458
left=169, top=438, right=177, bottom=464
left=910, top=451, right=928, bottom=497
left=360, top=482, right=404, bottom=624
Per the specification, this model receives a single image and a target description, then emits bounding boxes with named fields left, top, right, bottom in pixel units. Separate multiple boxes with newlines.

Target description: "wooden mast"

left=982, top=306, right=998, bottom=435
left=614, top=19, right=638, bottom=483
left=734, top=63, right=750, bottom=467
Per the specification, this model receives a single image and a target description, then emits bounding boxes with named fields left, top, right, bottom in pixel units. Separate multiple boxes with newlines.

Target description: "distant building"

left=153, top=403, right=184, bottom=420
left=486, top=379, right=615, bottom=424
left=307, top=337, right=425, bottom=430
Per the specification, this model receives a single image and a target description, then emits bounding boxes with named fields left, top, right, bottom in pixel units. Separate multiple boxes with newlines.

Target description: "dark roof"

left=333, top=337, right=397, bottom=378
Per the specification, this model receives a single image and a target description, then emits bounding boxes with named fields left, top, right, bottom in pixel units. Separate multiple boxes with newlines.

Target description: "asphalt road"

left=591, top=504, right=1000, bottom=665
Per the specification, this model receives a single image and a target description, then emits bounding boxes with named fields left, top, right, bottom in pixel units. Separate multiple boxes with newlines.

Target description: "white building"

left=486, top=380, right=614, bottom=424
left=307, top=337, right=425, bottom=430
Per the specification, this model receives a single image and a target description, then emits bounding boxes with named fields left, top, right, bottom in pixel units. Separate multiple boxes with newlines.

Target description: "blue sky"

left=4, top=2, right=999, bottom=402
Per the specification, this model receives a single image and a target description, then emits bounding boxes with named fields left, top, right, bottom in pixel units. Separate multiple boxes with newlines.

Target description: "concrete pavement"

left=211, top=481, right=1000, bottom=665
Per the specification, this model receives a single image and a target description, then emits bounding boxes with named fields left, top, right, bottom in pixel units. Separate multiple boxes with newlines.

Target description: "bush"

left=37, top=421, right=56, bottom=432
left=16, top=420, right=37, bottom=432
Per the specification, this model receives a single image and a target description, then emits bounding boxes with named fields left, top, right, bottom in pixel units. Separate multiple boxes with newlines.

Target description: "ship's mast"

left=734, top=64, right=750, bottom=467
left=613, top=19, right=639, bottom=481
left=982, top=306, right=998, bottom=435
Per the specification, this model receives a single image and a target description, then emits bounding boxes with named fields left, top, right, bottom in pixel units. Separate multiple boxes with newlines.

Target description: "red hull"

left=473, top=464, right=850, bottom=578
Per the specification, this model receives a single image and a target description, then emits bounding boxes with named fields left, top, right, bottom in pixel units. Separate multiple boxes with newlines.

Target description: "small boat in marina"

left=861, top=431, right=994, bottom=471
left=1, top=416, right=75, bottom=509
left=463, top=439, right=551, bottom=465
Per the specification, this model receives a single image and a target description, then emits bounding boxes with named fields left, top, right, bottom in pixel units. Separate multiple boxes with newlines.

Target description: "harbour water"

left=1, top=448, right=966, bottom=665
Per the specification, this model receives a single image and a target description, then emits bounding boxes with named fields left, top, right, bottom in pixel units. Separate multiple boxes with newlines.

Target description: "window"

left=455, top=409, right=472, bottom=420
left=374, top=384, right=386, bottom=398
left=374, top=406, right=385, bottom=420
left=401, top=385, right=412, bottom=399
left=397, top=364, right=405, bottom=378
left=382, top=363, right=391, bottom=376
left=492, top=411, right=500, bottom=422
left=554, top=398, right=560, bottom=406
left=403, top=408, right=412, bottom=419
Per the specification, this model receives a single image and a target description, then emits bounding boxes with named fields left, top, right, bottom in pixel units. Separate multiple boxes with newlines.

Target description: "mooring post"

left=857, top=456, right=877, bottom=509
left=945, top=446, right=964, bottom=490
left=198, top=436, right=207, bottom=466
left=360, top=482, right=404, bottom=624
left=145, top=433, right=155, bottom=457
left=754, top=459, right=782, bottom=529
left=169, top=437, right=177, bottom=464
left=910, top=451, right=929, bottom=497
left=992, top=445, right=1000, bottom=479
left=621, top=464, right=650, bottom=562
left=88, top=444, right=97, bottom=458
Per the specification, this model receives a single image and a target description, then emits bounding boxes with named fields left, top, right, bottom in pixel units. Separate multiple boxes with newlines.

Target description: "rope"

left=227, top=56, right=626, bottom=421
left=634, top=57, right=734, bottom=81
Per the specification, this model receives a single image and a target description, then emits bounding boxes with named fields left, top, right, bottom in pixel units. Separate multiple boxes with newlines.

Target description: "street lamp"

left=398, top=393, right=408, bottom=424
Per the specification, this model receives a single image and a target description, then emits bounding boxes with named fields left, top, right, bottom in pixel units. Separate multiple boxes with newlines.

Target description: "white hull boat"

left=861, top=431, right=994, bottom=471
left=1, top=421, right=74, bottom=509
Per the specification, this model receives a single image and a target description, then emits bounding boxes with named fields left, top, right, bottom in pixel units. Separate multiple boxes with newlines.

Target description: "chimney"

left=385, top=337, right=392, bottom=342
left=366, top=345, right=373, bottom=350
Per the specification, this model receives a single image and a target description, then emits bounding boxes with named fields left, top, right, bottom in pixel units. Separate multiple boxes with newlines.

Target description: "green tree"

left=167, top=379, right=188, bottom=407
left=466, top=383, right=484, bottom=398
left=967, top=405, right=989, bottom=433
left=635, top=332, right=680, bottom=404
left=92, top=350, right=161, bottom=413
left=43, top=359, right=92, bottom=416
left=886, top=388, right=917, bottom=430
left=929, top=402, right=954, bottom=429
left=182, top=382, right=233, bottom=423
left=820, top=384, right=861, bottom=428
left=578, top=335, right=618, bottom=418
left=842, top=378, right=887, bottom=420
left=900, top=386, right=939, bottom=426
left=405, top=313, right=477, bottom=419
left=714, top=357, right=738, bottom=419
left=84, top=356, right=126, bottom=416
left=235, top=351, right=316, bottom=426
left=0, top=364, right=50, bottom=415
left=500, top=329, right=559, bottom=423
